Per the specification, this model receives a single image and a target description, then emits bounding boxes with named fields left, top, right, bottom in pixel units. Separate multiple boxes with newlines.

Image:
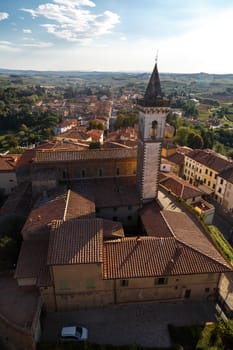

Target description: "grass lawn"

left=208, top=225, right=233, bottom=266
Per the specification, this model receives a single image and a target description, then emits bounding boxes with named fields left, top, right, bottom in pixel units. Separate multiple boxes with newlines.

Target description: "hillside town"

left=0, top=60, right=233, bottom=350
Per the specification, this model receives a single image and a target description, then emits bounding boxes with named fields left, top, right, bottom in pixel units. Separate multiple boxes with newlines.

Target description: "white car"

left=60, top=325, right=88, bottom=342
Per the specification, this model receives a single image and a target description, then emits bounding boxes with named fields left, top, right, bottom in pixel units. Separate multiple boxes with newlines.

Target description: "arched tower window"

left=150, top=120, right=158, bottom=139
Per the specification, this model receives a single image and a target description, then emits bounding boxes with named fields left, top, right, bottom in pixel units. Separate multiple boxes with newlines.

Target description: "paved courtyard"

left=41, top=301, right=216, bottom=348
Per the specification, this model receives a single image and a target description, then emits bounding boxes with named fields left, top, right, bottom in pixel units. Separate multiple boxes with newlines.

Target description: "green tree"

left=5, top=134, right=18, bottom=148
left=174, top=126, right=192, bottom=146
left=114, top=109, right=138, bottom=130
left=215, top=318, right=233, bottom=348
left=183, top=101, right=198, bottom=118
left=88, top=120, right=104, bottom=130
left=187, top=132, right=204, bottom=149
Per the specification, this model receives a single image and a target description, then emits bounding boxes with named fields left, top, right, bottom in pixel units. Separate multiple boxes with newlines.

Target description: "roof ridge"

left=176, top=239, right=231, bottom=270
left=160, top=210, right=175, bottom=237
left=63, top=189, right=70, bottom=221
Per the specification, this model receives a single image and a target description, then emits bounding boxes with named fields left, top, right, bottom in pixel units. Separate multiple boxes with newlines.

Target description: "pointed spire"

left=143, top=61, right=163, bottom=107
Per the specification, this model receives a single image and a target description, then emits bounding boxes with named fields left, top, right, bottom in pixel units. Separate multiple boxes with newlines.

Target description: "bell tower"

left=137, top=60, right=170, bottom=202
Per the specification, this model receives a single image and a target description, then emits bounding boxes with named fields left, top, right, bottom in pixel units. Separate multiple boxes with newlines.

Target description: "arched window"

left=150, top=120, right=158, bottom=138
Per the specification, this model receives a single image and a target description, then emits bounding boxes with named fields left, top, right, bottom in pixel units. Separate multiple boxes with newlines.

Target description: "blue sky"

left=0, top=0, right=232, bottom=72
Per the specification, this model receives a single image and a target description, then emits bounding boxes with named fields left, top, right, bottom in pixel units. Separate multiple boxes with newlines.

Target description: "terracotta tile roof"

left=87, top=129, right=104, bottom=141
left=162, top=210, right=230, bottom=268
left=103, top=219, right=125, bottom=239
left=176, top=146, right=192, bottom=155
left=22, top=189, right=95, bottom=237
left=187, top=149, right=232, bottom=172
left=22, top=190, right=68, bottom=237
left=167, top=152, right=185, bottom=165
left=159, top=173, right=203, bottom=200
left=219, top=166, right=233, bottom=184
left=34, top=148, right=137, bottom=162
left=73, top=177, right=139, bottom=208
left=139, top=201, right=172, bottom=237
left=55, top=127, right=91, bottom=141
left=47, top=218, right=103, bottom=265
left=103, top=236, right=231, bottom=279
left=65, top=190, right=95, bottom=220
left=0, top=155, right=19, bottom=171
left=14, top=240, right=48, bottom=280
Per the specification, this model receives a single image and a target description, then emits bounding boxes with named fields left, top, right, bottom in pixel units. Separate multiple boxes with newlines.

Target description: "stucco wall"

left=52, top=264, right=114, bottom=310
left=50, top=261, right=220, bottom=310
left=115, top=273, right=220, bottom=304
left=0, top=172, right=17, bottom=195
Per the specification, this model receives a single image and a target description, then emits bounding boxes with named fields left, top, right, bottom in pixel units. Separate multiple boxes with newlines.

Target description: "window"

left=205, top=287, right=210, bottom=293
left=120, top=279, right=129, bottom=287
left=154, top=277, right=168, bottom=285
left=184, top=289, right=191, bottom=298
left=116, top=167, right=120, bottom=176
left=96, top=208, right=100, bottom=213
left=112, top=216, right=118, bottom=221
left=87, top=279, right=95, bottom=289
left=151, top=120, right=157, bottom=138
left=218, top=188, right=222, bottom=194
left=128, top=205, right=132, bottom=211
left=60, top=280, right=69, bottom=289
left=81, top=169, right=86, bottom=178
left=204, top=178, right=206, bottom=184
left=127, top=216, right=132, bottom=221
left=205, top=169, right=208, bottom=175
left=98, top=168, right=103, bottom=177
left=214, top=174, right=217, bottom=179
left=213, top=184, right=215, bottom=189
left=220, top=179, right=224, bottom=185
left=210, top=171, right=212, bottom=177
left=208, top=180, right=211, bottom=186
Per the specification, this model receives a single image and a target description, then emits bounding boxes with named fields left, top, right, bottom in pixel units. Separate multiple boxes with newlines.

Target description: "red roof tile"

left=140, top=201, right=172, bottom=237
left=34, top=148, right=137, bottom=162
left=103, top=220, right=125, bottom=239
left=14, top=240, right=48, bottom=279
left=22, top=189, right=95, bottom=237
left=187, top=149, right=232, bottom=172
left=162, top=210, right=230, bottom=267
left=47, top=218, right=103, bottom=265
left=103, top=236, right=231, bottom=279
left=159, top=173, right=203, bottom=200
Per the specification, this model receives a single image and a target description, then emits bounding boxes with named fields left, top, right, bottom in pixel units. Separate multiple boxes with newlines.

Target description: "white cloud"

left=0, top=41, right=21, bottom=52
left=23, top=29, right=32, bottom=34
left=0, top=12, right=9, bottom=21
left=22, top=0, right=119, bottom=43
left=21, top=41, right=54, bottom=48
